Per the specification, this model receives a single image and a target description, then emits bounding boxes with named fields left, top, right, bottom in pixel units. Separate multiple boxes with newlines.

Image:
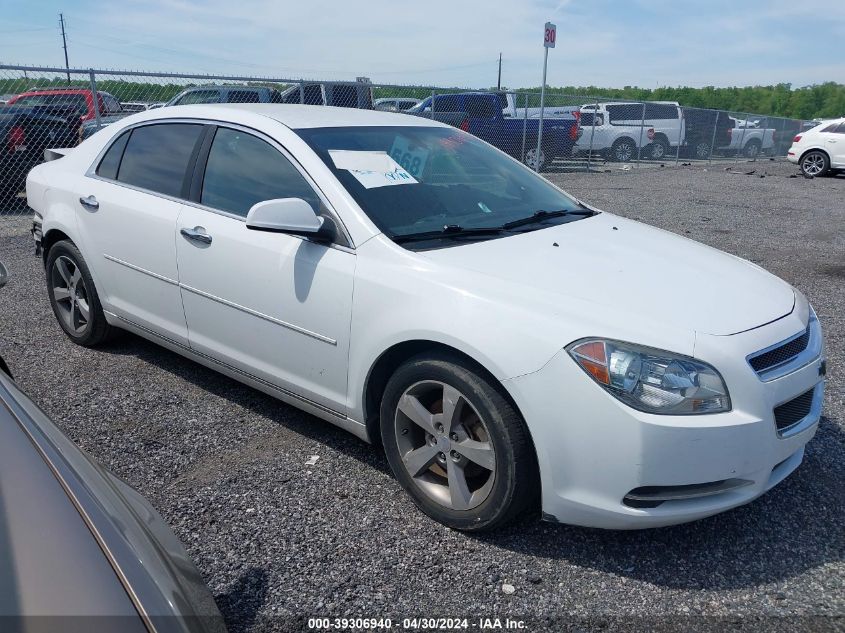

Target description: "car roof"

left=17, top=89, right=90, bottom=95
left=138, top=103, right=448, bottom=129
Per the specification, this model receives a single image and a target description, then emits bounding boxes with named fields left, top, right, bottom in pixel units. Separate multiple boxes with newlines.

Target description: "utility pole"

left=59, top=13, right=70, bottom=84
left=497, top=53, right=502, bottom=90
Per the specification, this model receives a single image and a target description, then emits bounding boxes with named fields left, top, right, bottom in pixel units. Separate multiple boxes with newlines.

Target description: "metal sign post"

left=535, top=22, right=556, bottom=172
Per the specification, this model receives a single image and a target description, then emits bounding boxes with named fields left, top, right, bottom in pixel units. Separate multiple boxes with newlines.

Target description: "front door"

left=175, top=126, right=355, bottom=413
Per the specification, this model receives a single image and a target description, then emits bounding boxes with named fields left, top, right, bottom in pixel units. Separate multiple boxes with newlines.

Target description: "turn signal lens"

left=568, top=339, right=731, bottom=415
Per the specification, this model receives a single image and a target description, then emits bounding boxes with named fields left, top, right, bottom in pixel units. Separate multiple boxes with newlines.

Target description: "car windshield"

left=296, top=125, right=589, bottom=243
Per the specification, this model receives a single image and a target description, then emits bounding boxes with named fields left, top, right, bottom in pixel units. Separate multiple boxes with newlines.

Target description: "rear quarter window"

left=116, top=123, right=205, bottom=197
left=96, top=130, right=130, bottom=180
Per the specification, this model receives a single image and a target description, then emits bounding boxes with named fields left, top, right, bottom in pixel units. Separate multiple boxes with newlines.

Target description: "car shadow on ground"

left=215, top=567, right=268, bottom=631
left=101, top=332, right=843, bottom=592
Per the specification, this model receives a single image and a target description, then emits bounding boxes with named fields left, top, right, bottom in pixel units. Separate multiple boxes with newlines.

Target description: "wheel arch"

left=799, top=146, right=830, bottom=163
left=41, top=228, right=73, bottom=266
left=362, top=339, right=533, bottom=452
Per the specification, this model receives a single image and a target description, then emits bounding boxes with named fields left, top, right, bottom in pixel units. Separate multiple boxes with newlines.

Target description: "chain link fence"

left=1, top=63, right=820, bottom=215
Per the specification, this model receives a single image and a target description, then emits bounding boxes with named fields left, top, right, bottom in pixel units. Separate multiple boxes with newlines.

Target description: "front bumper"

left=31, top=213, right=43, bottom=255
left=506, top=308, right=825, bottom=529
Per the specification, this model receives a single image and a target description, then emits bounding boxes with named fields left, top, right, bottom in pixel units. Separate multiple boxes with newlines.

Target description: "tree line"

left=2, top=75, right=842, bottom=120
left=515, top=83, right=845, bottom=120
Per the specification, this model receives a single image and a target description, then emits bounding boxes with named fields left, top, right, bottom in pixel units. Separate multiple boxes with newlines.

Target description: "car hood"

left=420, top=212, right=795, bottom=336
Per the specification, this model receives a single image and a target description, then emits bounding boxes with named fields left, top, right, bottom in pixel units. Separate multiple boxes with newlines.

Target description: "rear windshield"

left=14, top=94, right=87, bottom=115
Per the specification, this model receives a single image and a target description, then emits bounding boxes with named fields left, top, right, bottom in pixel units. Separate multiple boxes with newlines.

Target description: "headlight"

left=567, top=339, right=731, bottom=415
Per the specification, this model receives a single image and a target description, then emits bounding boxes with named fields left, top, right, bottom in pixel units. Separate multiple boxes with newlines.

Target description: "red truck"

left=7, top=87, right=123, bottom=123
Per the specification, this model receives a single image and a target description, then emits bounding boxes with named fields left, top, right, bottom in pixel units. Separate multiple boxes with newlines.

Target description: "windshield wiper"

left=501, top=208, right=594, bottom=230
left=392, top=224, right=506, bottom=244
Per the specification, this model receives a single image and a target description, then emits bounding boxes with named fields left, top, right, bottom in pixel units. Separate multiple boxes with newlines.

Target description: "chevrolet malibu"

left=27, top=104, right=825, bottom=531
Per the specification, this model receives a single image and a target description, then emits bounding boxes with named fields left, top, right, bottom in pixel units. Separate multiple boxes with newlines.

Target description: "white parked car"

left=787, top=117, right=845, bottom=176
left=27, top=105, right=825, bottom=531
left=574, top=101, right=683, bottom=161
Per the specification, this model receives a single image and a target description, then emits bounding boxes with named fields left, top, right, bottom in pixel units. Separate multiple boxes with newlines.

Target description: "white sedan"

left=27, top=104, right=825, bottom=531
left=787, top=117, right=845, bottom=176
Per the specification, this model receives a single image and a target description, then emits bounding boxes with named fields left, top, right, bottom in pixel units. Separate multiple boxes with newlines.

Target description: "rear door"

left=175, top=125, right=355, bottom=412
left=77, top=122, right=206, bottom=345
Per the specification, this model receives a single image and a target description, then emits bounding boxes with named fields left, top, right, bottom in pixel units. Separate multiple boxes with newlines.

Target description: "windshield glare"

left=296, top=126, right=584, bottom=238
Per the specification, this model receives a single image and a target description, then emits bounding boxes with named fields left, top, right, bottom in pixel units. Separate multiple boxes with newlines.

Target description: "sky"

left=1, top=0, right=843, bottom=89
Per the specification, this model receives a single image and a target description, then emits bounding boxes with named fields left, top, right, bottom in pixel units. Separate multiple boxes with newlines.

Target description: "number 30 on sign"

left=544, top=22, right=556, bottom=48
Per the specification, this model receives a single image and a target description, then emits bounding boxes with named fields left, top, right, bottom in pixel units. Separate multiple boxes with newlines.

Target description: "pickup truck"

left=1, top=105, right=80, bottom=205
left=717, top=117, right=775, bottom=158
left=7, top=88, right=123, bottom=123
left=408, top=92, right=579, bottom=170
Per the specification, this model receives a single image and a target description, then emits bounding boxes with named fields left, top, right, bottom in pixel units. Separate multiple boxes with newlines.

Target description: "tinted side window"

left=117, top=124, right=204, bottom=197
left=227, top=90, right=261, bottom=103
left=303, top=85, right=324, bottom=105
left=607, top=104, right=643, bottom=123
left=644, top=103, right=678, bottom=119
left=465, top=96, right=496, bottom=118
left=432, top=95, right=462, bottom=112
left=96, top=130, right=130, bottom=180
left=331, top=85, right=358, bottom=108
left=201, top=128, right=321, bottom=217
left=102, top=94, right=122, bottom=113
left=175, top=90, right=220, bottom=105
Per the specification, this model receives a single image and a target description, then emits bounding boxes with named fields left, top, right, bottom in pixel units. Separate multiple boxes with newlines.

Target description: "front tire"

left=380, top=353, right=539, bottom=531
left=46, top=240, right=115, bottom=346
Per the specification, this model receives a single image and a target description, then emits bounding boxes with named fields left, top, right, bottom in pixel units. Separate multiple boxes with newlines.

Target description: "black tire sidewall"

left=380, top=355, right=537, bottom=531
left=801, top=151, right=830, bottom=176
left=45, top=240, right=111, bottom=346
left=611, top=139, right=634, bottom=162
left=650, top=138, right=668, bottom=159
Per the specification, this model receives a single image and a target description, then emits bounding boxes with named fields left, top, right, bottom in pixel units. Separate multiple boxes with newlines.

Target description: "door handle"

left=180, top=226, right=212, bottom=245
left=79, top=195, right=99, bottom=210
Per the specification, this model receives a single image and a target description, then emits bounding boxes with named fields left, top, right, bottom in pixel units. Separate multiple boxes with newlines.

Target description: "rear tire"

left=523, top=148, right=548, bottom=172
left=380, top=352, right=539, bottom=531
left=610, top=138, right=636, bottom=162
left=648, top=137, right=669, bottom=160
left=46, top=240, right=115, bottom=347
left=692, top=140, right=711, bottom=160
left=800, top=150, right=830, bottom=177
left=743, top=139, right=762, bottom=159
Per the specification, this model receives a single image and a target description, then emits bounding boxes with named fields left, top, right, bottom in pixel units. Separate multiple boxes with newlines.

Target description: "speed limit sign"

left=544, top=22, right=556, bottom=48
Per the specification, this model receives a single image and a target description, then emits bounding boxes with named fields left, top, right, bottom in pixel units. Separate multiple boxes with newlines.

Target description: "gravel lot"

left=0, top=160, right=842, bottom=632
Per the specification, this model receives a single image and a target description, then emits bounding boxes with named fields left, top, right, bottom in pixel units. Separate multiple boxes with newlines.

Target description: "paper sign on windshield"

left=329, top=150, right=418, bottom=189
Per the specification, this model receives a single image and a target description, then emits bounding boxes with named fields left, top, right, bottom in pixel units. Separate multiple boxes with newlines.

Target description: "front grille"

left=774, top=388, right=815, bottom=432
left=749, top=327, right=810, bottom=373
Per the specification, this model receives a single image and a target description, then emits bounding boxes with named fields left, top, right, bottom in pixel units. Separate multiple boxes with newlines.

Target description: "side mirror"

left=0, top=262, right=8, bottom=289
left=245, top=198, right=335, bottom=243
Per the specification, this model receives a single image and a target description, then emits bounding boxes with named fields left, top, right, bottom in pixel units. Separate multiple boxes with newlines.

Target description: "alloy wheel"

left=694, top=141, right=710, bottom=159
left=614, top=141, right=634, bottom=162
left=393, top=380, right=496, bottom=511
left=802, top=153, right=825, bottom=176
left=51, top=255, right=91, bottom=334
